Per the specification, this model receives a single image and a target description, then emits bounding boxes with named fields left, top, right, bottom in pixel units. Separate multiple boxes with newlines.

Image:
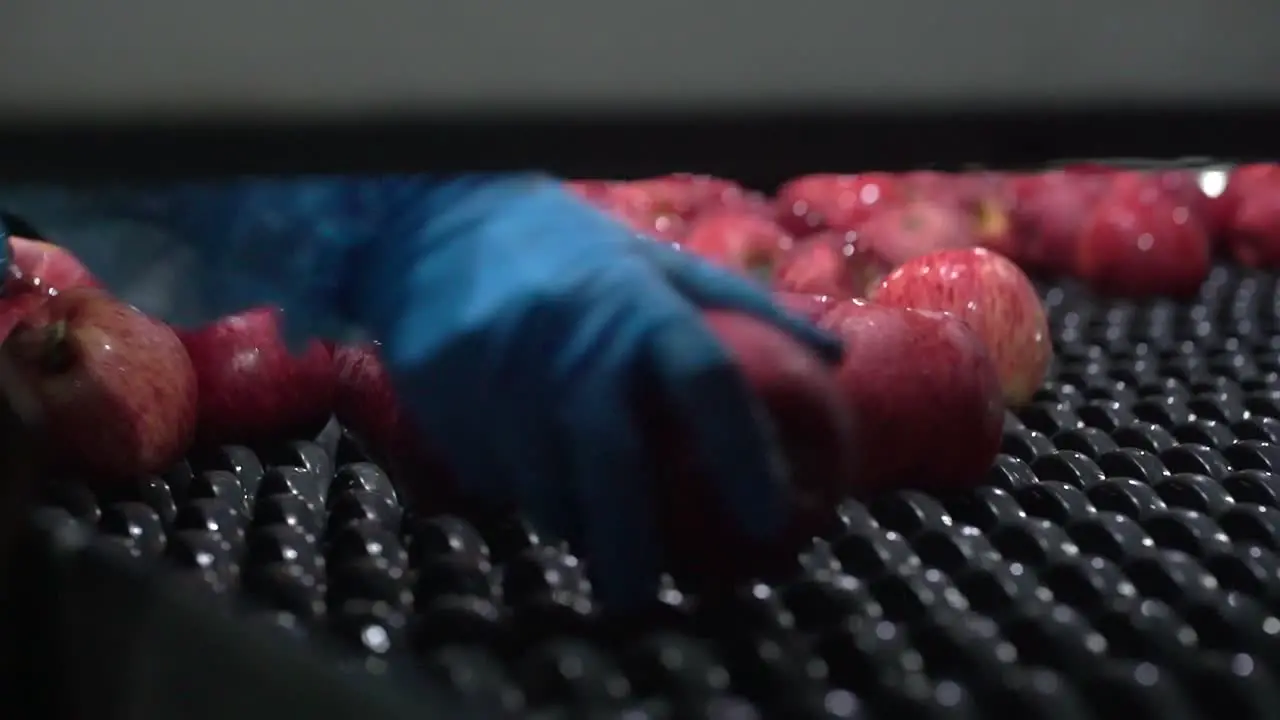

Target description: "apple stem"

left=40, top=321, right=75, bottom=374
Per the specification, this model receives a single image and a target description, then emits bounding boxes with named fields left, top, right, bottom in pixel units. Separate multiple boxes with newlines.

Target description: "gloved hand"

left=0, top=174, right=842, bottom=609
left=352, top=176, right=842, bottom=608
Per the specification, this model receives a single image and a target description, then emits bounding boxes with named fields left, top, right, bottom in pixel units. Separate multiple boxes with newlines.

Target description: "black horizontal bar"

left=1, top=105, right=1278, bottom=187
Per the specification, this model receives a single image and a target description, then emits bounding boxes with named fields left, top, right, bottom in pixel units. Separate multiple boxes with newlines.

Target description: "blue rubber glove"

left=0, top=175, right=842, bottom=609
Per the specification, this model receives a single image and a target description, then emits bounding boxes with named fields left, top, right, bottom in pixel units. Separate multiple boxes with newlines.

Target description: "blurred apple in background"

left=1008, top=171, right=1108, bottom=276
left=774, top=173, right=903, bottom=238
left=858, top=199, right=976, bottom=267
left=775, top=231, right=891, bottom=299
left=1076, top=171, right=1212, bottom=297
left=682, top=213, right=797, bottom=284
left=772, top=292, right=839, bottom=324
left=1222, top=164, right=1280, bottom=269
left=587, top=183, right=690, bottom=242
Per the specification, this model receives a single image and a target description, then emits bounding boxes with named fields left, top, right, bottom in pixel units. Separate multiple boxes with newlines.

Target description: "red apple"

left=179, top=307, right=335, bottom=448
left=1149, top=169, right=1215, bottom=233
left=586, top=183, right=688, bottom=242
left=564, top=180, right=616, bottom=205
left=1076, top=171, right=1211, bottom=297
left=871, top=247, right=1051, bottom=409
left=1009, top=171, right=1107, bottom=275
left=3, top=287, right=196, bottom=484
left=901, top=170, right=990, bottom=205
left=0, top=238, right=101, bottom=344
left=629, top=174, right=771, bottom=219
left=0, top=291, right=49, bottom=349
left=958, top=174, right=1019, bottom=258
left=681, top=213, right=797, bottom=284
left=857, top=199, right=977, bottom=267
left=820, top=299, right=1004, bottom=495
left=773, top=231, right=891, bottom=298
left=901, top=172, right=1017, bottom=258
left=647, top=311, right=856, bottom=591
left=6, top=236, right=99, bottom=296
left=1061, top=162, right=1121, bottom=177
left=772, top=292, right=839, bottom=324
left=332, top=342, right=404, bottom=459
left=774, top=173, right=903, bottom=238
left=583, top=176, right=771, bottom=244
left=331, top=341, right=454, bottom=512
left=900, top=171, right=958, bottom=201
left=0, top=236, right=100, bottom=343
left=1223, top=164, right=1280, bottom=269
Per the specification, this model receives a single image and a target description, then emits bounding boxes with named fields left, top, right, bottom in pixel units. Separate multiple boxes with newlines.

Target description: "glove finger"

left=640, top=241, right=843, bottom=364
left=386, top=336, right=522, bottom=506
left=646, top=317, right=790, bottom=541
left=484, top=292, right=598, bottom=549
left=560, top=295, right=669, bottom=611
left=505, top=392, right=580, bottom=549
left=387, top=305, right=579, bottom=545
left=564, top=382, right=664, bottom=610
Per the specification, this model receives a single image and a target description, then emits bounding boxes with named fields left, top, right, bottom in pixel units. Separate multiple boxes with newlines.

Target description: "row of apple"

left=5, top=225, right=1053, bottom=585
left=8, top=164, right=1279, bottom=583
left=0, top=238, right=356, bottom=490
left=569, top=163, right=1280, bottom=299
left=6, top=236, right=1045, bottom=491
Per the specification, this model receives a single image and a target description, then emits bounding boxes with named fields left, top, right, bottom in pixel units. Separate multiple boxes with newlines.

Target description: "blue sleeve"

left=0, top=174, right=558, bottom=343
